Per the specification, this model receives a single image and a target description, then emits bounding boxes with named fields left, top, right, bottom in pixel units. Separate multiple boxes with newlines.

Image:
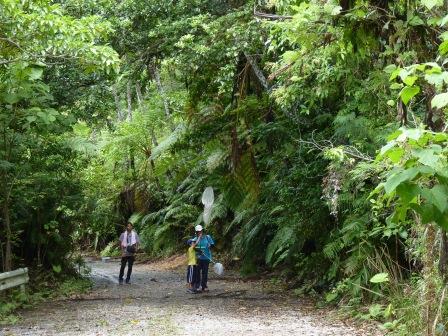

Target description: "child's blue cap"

left=187, top=239, right=194, bottom=245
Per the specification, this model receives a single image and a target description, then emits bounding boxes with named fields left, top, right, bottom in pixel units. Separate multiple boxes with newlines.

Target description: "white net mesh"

left=201, top=187, right=214, bottom=207
left=213, top=262, right=224, bottom=276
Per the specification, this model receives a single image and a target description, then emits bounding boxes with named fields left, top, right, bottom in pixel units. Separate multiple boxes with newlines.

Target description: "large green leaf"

left=3, top=93, right=20, bottom=104
left=408, top=15, right=424, bottom=27
left=431, top=92, right=448, bottom=109
left=384, top=168, right=420, bottom=194
left=29, top=67, right=44, bottom=80
left=429, top=185, right=448, bottom=213
left=403, top=75, right=418, bottom=86
left=399, top=86, right=420, bottom=105
left=441, top=13, right=448, bottom=26
left=421, top=0, right=443, bottom=10
left=425, top=72, right=448, bottom=86
left=397, top=128, right=423, bottom=141
left=413, top=148, right=440, bottom=167
left=396, top=183, right=420, bottom=204
left=439, top=41, right=448, bottom=55
left=386, top=147, right=404, bottom=163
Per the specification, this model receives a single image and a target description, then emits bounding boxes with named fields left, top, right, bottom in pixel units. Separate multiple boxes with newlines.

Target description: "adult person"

left=192, top=224, right=215, bottom=292
left=118, top=222, right=140, bottom=284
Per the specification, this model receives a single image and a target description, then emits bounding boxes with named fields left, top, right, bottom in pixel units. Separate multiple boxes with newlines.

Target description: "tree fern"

left=206, top=148, right=227, bottom=172
left=65, top=136, right=98, bottom=156
left=265, top=226, right=295, bottom=266
left=151, top=124, right=186, bottom=159
left=233, top=152, right=260, bottom=208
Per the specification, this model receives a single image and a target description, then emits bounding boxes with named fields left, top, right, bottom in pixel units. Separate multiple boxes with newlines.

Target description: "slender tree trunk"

left=439, top=230, right=448, bottom=278
left=423, top=223, right=437, bottom=336
left=230, top=126, right=241, bottom=172
left=2, top=200, right=12, bottom=271
left=126, top=81, right=133, bottom=122
left=0, top=235, right=4, bottom=272
left=244, top=52, right=269, bottom=91
left=149, top=64, right=175, bottom=131
left=130, top=149, right=136, bottom=179
left=151, top=65, right=170, bottom=118
left=112, top=84, right=123, bottom=121
left=135, top=81, right=143, bottom=103
left=125, top=82, right=136, bottom=177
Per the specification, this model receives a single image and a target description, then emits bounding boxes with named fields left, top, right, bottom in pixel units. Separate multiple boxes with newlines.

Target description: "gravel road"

left=0, top=257, right=381, bottom=336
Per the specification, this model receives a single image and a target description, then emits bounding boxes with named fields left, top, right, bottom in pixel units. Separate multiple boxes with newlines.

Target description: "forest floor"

left=0, top=256, right=382, bottom=336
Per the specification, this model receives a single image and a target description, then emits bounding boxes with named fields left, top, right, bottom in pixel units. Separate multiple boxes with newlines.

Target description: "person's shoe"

left=202, top=287, right=209, bottom=292
left=187, top=288, right=198, bottom=294
left=119, top=279, right=124, bottom=285
left=125, top=279, right=130, bottom=284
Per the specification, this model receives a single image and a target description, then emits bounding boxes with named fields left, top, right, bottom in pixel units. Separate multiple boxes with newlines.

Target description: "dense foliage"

left=2, top=0, right=448, bottom=334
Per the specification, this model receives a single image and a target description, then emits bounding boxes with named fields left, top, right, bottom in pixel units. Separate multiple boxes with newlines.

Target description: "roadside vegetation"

left=2, top=1, right=448, bottom=334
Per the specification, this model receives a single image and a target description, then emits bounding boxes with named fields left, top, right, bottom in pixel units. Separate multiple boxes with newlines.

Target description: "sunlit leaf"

left=399, top=86, right=420, bottom=105
left=370, top=273, right=389, bottom=283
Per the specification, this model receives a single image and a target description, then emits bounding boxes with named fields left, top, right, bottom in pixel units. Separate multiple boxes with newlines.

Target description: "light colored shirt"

left=119, top=231, right=140, bottom=257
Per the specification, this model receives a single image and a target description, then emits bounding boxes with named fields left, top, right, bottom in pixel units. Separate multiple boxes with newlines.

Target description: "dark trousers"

left=119, top=256, right=135, bottom=281
left=195, top=259, right=210, bottom=290
left=187, top=265, right=199, bottom=285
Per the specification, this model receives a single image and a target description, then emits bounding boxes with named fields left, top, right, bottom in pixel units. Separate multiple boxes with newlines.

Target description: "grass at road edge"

left=0, top=275, right=92, bottom=325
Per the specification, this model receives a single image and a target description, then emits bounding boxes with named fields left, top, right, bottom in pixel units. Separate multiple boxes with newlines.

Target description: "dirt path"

left=1, top=258, right=381, bottom=336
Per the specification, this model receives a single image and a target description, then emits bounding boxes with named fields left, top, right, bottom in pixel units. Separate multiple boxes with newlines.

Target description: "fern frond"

left=65, top=136, right=98, bottom=156
left=206, top=149, right=227, bottom=172
left=265, top=226, right=295, bottom=266
left=151, top=124, right=186, bottom=159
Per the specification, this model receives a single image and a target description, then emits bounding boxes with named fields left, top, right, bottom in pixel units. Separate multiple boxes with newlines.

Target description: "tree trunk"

left=135, top=82, right=158, bottom=146
left=112, top=84, right=124, bottom=121
left=439, top=230, right=448, bottom=279
left=2, top=200, right=12, bottom=271
left=126, top=81, right=133, bottom=122
left=0, top=235, right=4, bottom=272
left=398, top=98, right=407, bottom=126
left=244, top=52, right=270, bottom=91
left=149, top=64, right=175, bottom=131
left=135, top=81, right=143, bottom=105
left=423, top=223, right=437, bottom=336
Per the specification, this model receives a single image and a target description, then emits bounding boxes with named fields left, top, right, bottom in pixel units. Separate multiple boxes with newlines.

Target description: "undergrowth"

left=0, top=271, right=92, bottom=325
left=100, top=241, right=121, bottom=257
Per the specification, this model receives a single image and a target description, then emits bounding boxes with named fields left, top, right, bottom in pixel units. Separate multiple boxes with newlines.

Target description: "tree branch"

left=297, top=131, right=374, bottom=162
left=253, top=4, right=292, bottom=21
left=244, top=52, right=270, bottom=91
left=0, top=37, right=22, bottom=50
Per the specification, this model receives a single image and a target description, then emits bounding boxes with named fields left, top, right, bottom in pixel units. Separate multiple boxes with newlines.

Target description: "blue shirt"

left=192, top=235, right=215, bottom=261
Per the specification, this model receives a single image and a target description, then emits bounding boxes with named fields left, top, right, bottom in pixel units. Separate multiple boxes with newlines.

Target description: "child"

left=186, top=238, right=200, bottom=293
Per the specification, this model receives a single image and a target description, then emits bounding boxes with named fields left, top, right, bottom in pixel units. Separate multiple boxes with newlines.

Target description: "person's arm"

left=119, top=234, right=125, bottom=256
left=191, top=236, right=201, bottom=248
left=207, top=235, right=215, bottom=247
left=135, top=233, right=140, bottom=251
